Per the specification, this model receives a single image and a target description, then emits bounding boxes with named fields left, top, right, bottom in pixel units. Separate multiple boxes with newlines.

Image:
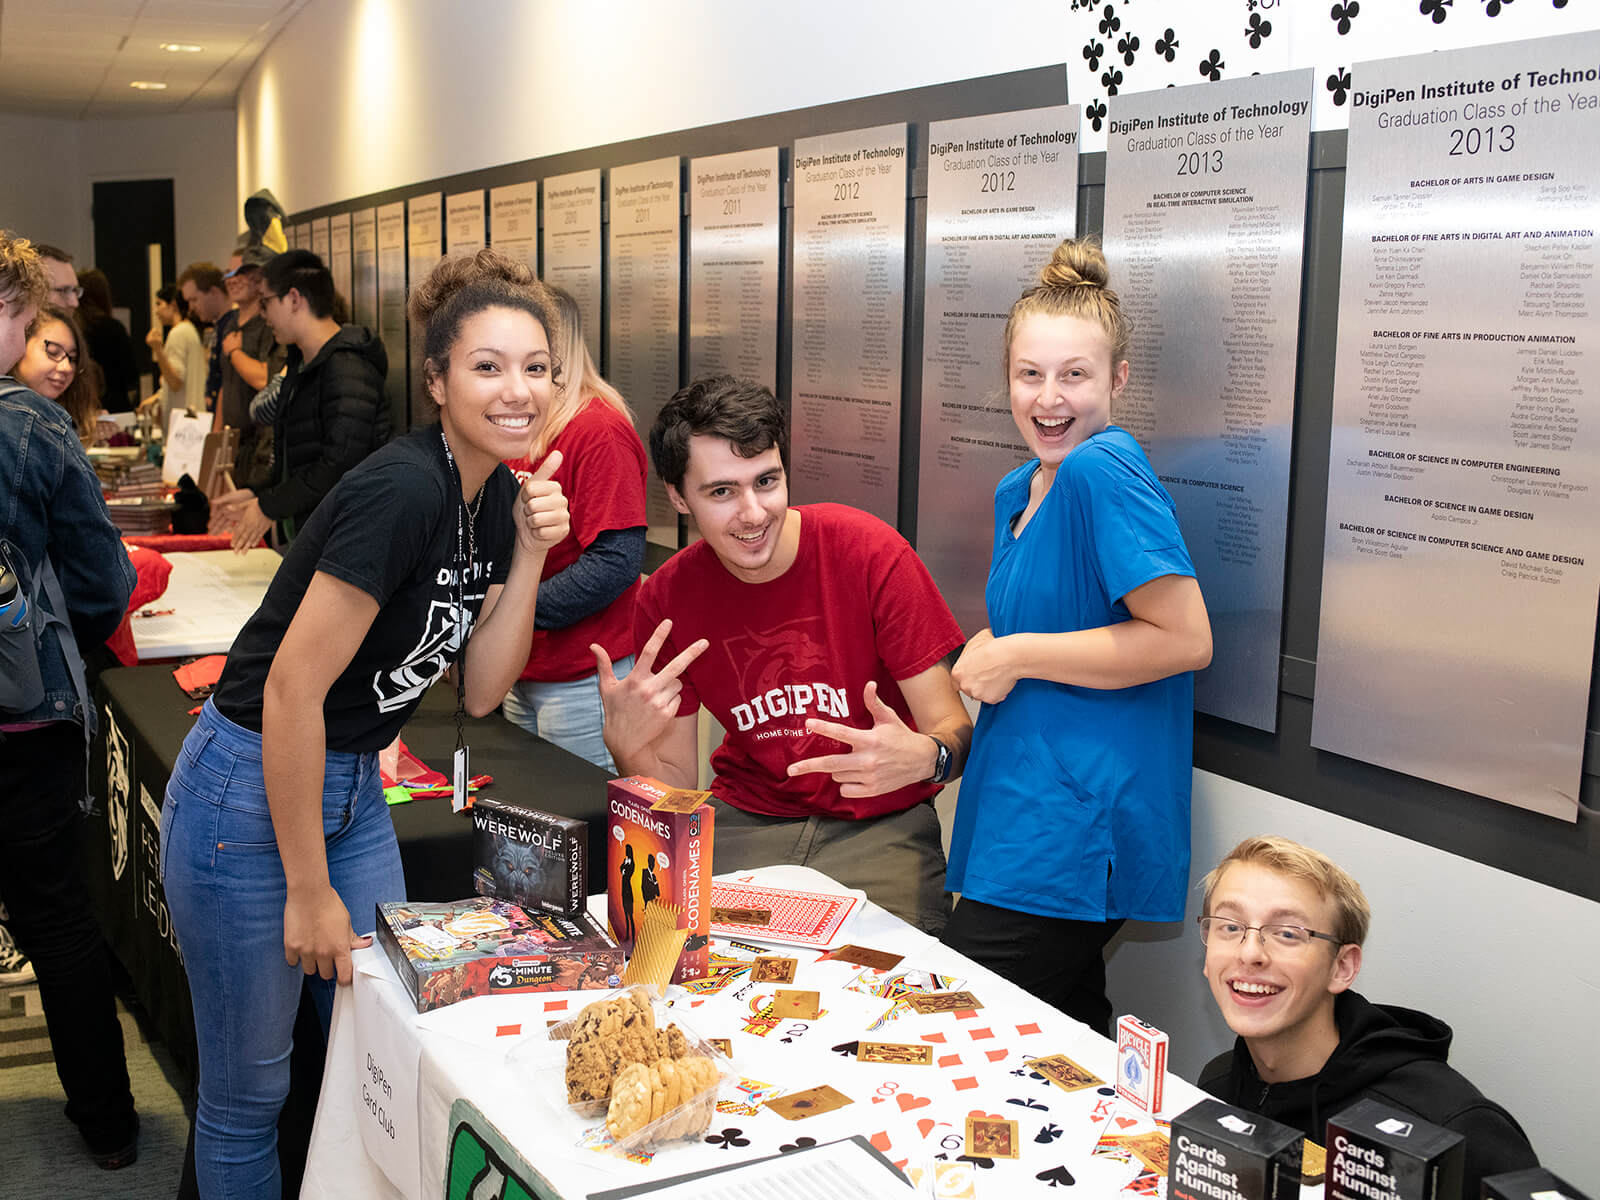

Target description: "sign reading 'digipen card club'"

left=917, top=105, right=1078, bottom=636
left=1104, top=69, right=1312, bottom=732
left=791, top=123, right=907, bottom=524
left=1311, top=32, right=1600, bottom=820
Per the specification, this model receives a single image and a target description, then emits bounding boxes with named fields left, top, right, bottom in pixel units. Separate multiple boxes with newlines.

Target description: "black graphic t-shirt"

left=214, top=424, right=515, bottom=751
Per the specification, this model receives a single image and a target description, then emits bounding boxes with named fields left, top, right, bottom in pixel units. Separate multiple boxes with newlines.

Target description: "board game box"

left=375, top=897, right=622, bottom=1013
left=605, top=776, right=713, bottom=983
left=470, top=795, right=586, bottom=916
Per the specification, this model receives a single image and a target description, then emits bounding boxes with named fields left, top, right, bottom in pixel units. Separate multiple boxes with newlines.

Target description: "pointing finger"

left=657, top=638, right=709, bottom=681
left=636, top=619, right=674, bottom=671
left=788, top=753, right=852, bottom=777
left=804, top=718, right=867, bottom=748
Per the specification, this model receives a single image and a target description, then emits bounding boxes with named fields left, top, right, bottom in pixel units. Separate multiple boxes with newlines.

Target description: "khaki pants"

left=708, top=798, right=950, bottom=936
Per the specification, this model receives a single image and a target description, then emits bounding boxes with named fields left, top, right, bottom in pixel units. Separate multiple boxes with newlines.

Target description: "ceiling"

left=0, top=0, right=308, bottom=119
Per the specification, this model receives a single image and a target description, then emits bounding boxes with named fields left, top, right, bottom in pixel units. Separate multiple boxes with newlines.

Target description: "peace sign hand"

left=786, top=680, right=934, bottom=799
left=593, top=618, right=709, bottom=762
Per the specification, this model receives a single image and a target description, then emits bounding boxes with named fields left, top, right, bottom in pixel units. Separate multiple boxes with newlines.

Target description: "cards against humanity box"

left=1482, top=1168, right=1592, bottom=1200
left=1170, top=1098, right=1303, bottom=1200
left=375, top=897, right=621, bottom=1013
left=605, top=776, right=713, bottom=983
left=1326, top=1097, right=1463, bottom=1200
left=471, top=795, right=585, bottom=916
left=1116, top=1014, right=1169, bottom=1113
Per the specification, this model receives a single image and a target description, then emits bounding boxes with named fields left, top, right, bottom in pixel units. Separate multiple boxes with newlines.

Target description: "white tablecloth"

left=302, top=866, right=1213, bottom=1200
left=132, top=548, right=279, bottom=660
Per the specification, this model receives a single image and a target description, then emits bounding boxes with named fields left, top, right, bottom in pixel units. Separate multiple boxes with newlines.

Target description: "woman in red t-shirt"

left=502, top=286, right=646, bottom=769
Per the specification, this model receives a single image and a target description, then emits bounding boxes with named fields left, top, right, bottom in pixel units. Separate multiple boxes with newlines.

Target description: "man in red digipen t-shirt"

left=592, top=376, right=971, bottom=934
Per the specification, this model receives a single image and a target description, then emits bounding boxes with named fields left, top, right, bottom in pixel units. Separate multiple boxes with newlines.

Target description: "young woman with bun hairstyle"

left=160, top=247, right=570, bottom=1199
left=501, top=284, right=647, bottom=770
left=945, top=238, right=1212, bottom=1035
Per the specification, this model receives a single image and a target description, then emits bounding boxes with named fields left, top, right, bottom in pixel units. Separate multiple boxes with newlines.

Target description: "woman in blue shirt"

left=945, top=239, right=1212, bottom=1035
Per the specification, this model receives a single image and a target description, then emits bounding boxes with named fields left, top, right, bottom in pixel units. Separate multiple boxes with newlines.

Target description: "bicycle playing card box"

left=1325, top=1098, right=1463, bottom=1200
left=605, top=776, right=713, bottom=983
left=1116, top=1014, right=1169, bottom=1113
left=375, top=897, right=621, bottom=1013
left=470, top=795, right=586, bottom=916
left=1170, top=1098, right=1303, bottom=1200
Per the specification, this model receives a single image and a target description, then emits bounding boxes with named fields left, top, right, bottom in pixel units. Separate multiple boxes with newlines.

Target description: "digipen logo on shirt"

left=722, top=618, right=850, bottom=733
left=372, top=561, right=493, bottom=713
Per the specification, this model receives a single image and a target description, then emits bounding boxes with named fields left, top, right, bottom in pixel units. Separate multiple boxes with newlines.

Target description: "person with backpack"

left=0, top=230, right=140, bottom=1169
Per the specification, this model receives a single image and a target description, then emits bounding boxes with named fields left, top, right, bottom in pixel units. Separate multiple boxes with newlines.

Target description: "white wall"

left=0, top=108, right=235, bottom=287
left=1106, top=771, right=1600, bottom=1185
left=238, top=1, right=1600, bottom=1185
left=0, top=113, right=84, bottom=252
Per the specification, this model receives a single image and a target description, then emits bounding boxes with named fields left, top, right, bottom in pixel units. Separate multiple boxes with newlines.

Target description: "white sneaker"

left=0, top=923, right=36, bottom=986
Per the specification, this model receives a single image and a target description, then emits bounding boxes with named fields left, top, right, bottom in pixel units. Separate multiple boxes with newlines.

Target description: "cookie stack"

left=562, top=988, right=719, bottom=1148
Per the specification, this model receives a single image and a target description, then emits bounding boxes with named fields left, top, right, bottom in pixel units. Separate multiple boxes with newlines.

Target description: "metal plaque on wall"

left=447, top=190, right=486, bottom=255
left=791, top=123, right=908, bottom=523
left=542, top=169, right=602, bottom=364
left=489, top=181, right=538, bottom=274
left=375, top=202, right=407, bottom=433
left=688, top=146, right=780, bottom=393
left=917, top=105, right=1078, bottom=636
left=407, top=194, right=443, bottom=427
left=1103, top=69, right=1313, bottom=732
left=608, top=156, right=683, bottom=547
left=352, top=209, right=377, bottom=333
left=330, top=212, right=353, bottom=317
left=310, top=217, right=331, bottom=264
left=1311, top=31, right=1600, bottom=820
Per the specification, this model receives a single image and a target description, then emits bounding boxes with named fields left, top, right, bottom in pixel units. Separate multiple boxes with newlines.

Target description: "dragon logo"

left=103, top=705, right=130, bottom=882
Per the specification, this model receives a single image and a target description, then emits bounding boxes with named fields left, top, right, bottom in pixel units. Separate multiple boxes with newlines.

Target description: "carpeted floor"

left=0, top=981, right=191, bottom=1198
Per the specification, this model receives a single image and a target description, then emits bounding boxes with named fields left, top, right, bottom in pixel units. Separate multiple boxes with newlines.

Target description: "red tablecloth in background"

left=120, top=533, right=238, bottom=553
left=107, top=545, right=174, bottom=666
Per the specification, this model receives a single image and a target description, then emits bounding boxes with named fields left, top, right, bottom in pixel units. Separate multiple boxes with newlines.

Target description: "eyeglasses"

left=41, top=339, right=79, bottom=368
left=51, top=284, right=84, bottom=301
left=1196, top=916, right=1343, bottom=950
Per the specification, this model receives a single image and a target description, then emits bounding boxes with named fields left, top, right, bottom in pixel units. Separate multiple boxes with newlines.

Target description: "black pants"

left=0, top=722, right=137, bottom=1152
left=942, top=896, right=1125, bottom=1037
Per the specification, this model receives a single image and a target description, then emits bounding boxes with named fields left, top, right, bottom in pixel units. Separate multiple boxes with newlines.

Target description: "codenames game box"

left=1170, top=1098, right=1304, bottom=1200
left=470, top=795, right=586, bottom=916
left=1325, top=1097, right=1463, bottom=1200
left=375, top=897, right=621, bottom=1013
left=605, top=776, right=713, bottom=984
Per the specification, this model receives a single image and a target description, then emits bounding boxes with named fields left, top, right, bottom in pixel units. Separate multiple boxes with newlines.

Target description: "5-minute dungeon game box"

left=605, top=776, right=713, bottom=984
left=375, top=897, right=622, bottom=1013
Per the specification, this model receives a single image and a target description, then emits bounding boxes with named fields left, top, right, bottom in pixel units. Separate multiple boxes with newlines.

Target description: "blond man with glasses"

left=1195, top=836, right=1535, bottom=1199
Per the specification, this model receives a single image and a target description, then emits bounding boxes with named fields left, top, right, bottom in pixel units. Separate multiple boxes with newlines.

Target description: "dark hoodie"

left=1198, top=991, right=1537, bottom=1200
left=257, top=323, right=390, bottom=539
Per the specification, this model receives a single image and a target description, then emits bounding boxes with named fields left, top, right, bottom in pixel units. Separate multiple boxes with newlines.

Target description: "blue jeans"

left=501, top=656, right=633, bottom=772
left=160, top=700, right=405, bottom=1200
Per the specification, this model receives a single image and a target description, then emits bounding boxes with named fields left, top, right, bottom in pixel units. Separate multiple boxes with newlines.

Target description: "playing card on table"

left=750, top=955, right=798, bottom=984
left=770, top=988, right=821, bottom=1019
left=904, top=990, right=983, bottom=1015
left=859, top=1041, right=934, bottom=1065
left=823, top=943, right=904, bottom=971
left=1028, top=1052, right=1105, bottom=1094
left=708, top=881, right=859, bottom=946
left=764, top=1083, right=852, bottom=1120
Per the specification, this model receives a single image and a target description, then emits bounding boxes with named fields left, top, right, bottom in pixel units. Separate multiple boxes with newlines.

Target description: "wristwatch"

left=927, top=735, right=953, bottom=784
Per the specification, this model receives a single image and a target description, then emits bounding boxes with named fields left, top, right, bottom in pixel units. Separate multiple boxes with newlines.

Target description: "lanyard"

left=438, top=427, right=475, bottom=757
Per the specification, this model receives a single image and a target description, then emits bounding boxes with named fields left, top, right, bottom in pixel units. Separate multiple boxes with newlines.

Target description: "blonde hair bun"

left=1038, top=239, right=1110, bottom=290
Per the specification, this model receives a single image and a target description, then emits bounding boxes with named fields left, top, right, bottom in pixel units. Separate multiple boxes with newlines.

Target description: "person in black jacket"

left=1195, top=836, right=1537, bottom=1199
left=212, top=249, right=388, bottom=550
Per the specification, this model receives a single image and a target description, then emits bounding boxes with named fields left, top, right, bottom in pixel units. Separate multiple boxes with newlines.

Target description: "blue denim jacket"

left=0, top=380, right=136, bottom=728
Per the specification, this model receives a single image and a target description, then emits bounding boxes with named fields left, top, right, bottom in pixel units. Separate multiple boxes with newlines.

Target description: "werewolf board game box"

left=470, top=795, right=586, bottom=916
left=605, top=776, right=713, bottom=984
left=375, top=897, right=621, bottom=1013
